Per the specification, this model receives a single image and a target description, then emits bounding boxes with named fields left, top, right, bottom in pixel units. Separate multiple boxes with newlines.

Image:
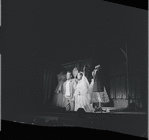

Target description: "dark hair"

left=66, top=71, right=72, bottom=77
left=67, top=71, right=71, bottom=74
left=73, top=67, right=78, bottom=72
left=77, top=72, right=83, bottom=80
left=78, top=72, right=83, bottom=76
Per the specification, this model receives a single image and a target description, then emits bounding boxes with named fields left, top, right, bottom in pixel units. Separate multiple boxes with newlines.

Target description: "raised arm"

left=95, top=64, right=100, bottom=69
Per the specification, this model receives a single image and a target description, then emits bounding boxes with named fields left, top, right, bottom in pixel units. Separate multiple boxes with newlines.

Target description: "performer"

left=72, top=67, right=78, bottom=89
left=62, top=71, right=75, bottom=111
left=73, top=71, right=95, bottom=113
left=71, top=67, right=79, bottom=107
left=91, top=65, right=109, bottom=112
left=83, top=64, right=92, bottom=84
left=52, top=71, right=66, bottom=107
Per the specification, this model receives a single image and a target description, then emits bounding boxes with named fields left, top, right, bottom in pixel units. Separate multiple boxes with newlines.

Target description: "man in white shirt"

left=62, top=71, right=75, bottom=111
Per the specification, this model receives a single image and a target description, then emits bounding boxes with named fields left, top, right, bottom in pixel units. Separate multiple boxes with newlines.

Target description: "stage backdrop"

left=43, top=63, right=58, bottom=107
left=43, top=69, right=53, bottom=106
left=109, top=45, right=142, bottom=109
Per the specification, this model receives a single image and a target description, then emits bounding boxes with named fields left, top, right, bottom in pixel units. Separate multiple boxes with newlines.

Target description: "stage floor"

left=3, top=106, right=146, bottom=121
left=2, top=106, right=147, bottom=137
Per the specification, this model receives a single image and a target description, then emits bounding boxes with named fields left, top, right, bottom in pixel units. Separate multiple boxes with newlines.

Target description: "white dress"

left=52, top=73, right=66, bottom=108
left=74, top=73, right=95, bottom=113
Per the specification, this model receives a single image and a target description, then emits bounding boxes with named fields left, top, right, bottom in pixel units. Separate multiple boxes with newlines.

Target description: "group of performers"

left=52, top=65, right=109, bottom=113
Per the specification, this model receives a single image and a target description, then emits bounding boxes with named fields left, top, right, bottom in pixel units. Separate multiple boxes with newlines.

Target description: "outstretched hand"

left=95, top=64, right=100, bottom=69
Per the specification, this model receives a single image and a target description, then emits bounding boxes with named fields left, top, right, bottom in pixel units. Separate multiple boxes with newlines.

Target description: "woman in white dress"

left=52, top=72, right=66, bottom=107
left=73, top=72, right=95, bottom=113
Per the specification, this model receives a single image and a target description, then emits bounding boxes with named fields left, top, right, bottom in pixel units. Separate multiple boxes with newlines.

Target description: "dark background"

left=2, top=0, right=148, bottom=113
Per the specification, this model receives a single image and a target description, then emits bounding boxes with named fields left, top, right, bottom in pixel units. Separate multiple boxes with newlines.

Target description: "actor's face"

left=77, top=73, right=82, bottom=80
left=73, top=69, right=78, bottom=78
left=66, top=72, right=71, bottom=80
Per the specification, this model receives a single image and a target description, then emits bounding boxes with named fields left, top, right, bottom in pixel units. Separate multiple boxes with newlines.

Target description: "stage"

left=2, top=106, right=147, bottom=137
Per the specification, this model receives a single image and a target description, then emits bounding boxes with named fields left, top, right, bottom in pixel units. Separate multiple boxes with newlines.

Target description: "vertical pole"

left=126, top=44, right=129, bottom=109
left=120, top=44, right=130, bottom=110
left=126, top=44, right=137, bottom=111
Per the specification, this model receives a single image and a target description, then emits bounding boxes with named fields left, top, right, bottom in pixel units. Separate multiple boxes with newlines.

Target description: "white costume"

left=74, top=72, right=95, bottom=112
